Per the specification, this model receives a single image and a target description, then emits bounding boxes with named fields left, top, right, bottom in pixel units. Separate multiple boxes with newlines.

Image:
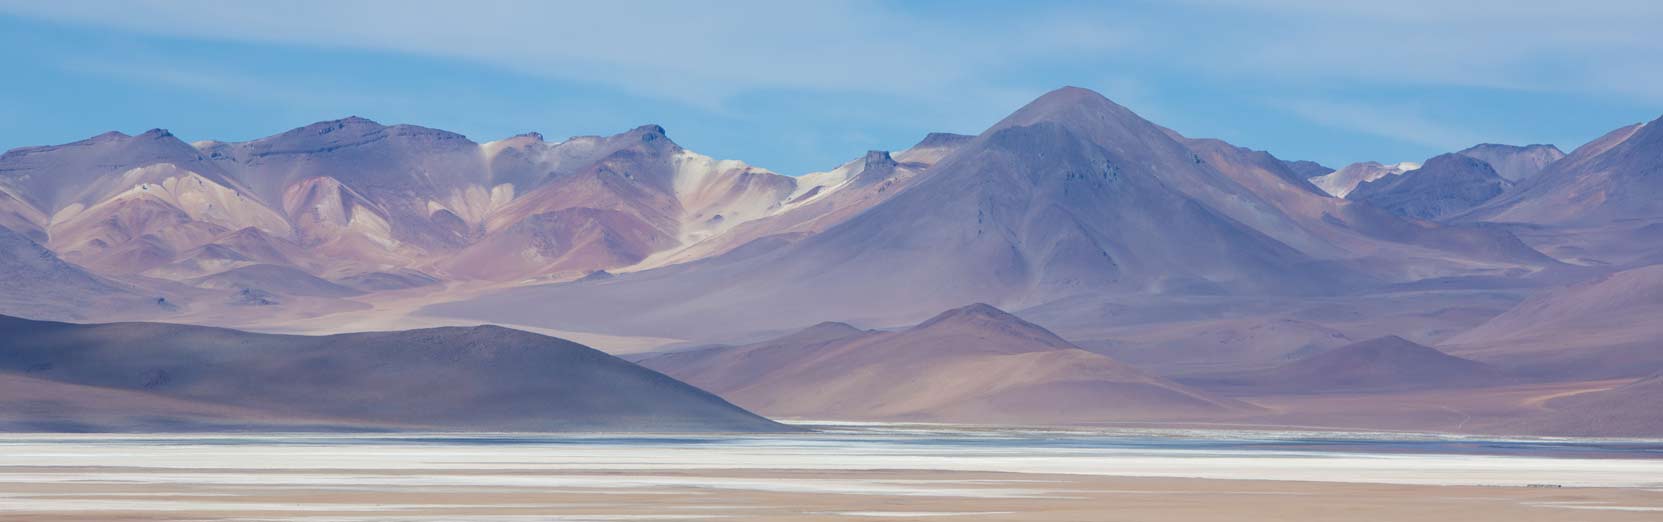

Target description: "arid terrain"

left=4, top=3, right=1662, bottom=521
left=3, top=86, right=1662, bottom=436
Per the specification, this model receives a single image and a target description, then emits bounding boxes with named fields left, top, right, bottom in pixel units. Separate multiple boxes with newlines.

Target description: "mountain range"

left=4, top=86, right=1662, bottom=435
left=426, top=88, right=1556, bottom=339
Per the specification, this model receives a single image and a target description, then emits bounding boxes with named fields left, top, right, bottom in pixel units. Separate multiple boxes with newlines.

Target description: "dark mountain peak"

left=1281, top=159, right=1334, bottom=178
left=804, top=320, right=861, bottom=333
left=289, top=116, right=464, bottom=143
left=1353, top=154, right=1500, bottom=196
left=137, top=128, right=174, bottom=140
left=1460, top=143, right=1507, bottom=153
left=277, top=116, right=387, bottom=140
left=240, top=116, right=397, bottom=155
left=997, top=86, right=1136, bottom=130
left=1187, top=335, right=1502, bottom=394
left=608, top=124, right=678, bottom=153
left=1030, top=85, right=1114, bottom=109
left=849, top=150, right=899, bottom=185
left=903, top=304, right=1081, bottom=354
left=576, top=269, right=613, bottom=282
left=336, top=115, right=381, bottom=126
left=862, top=150, right=895, bottom=168
left=913, top=303, right=1055, bottom=336
left=453, top=323, right=533, bottom=337
left=758, top=321, right=872, bottom=347
left=90, top=130, right=131, bottom=141
left=309, top=116, right=384, bottom=133
left=930, top=302, right=1009, bottom=320
left=790, top=321, right=868, bottom=340
left=1419, top=152, right=1497, bottom=172
left=1460, top=143, right=1562, bottom=154
left=909, top=132, right=975, bottom=150
left=513, top=131, right=545, bottom=142
left=383, top=124, right=473, bottom=145
left=1293, top=335, right=1494, bottom=375
left=1349, top=153, right=1508, bottom=220
left=629, top=124, right=668, bottom=140
left=1334, top=335, right=1429, bottom=356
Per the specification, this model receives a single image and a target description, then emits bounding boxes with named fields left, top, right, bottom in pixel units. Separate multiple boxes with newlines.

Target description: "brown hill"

left=1463, top=117, right=1661, bottom=225
left=1444, top=264, right=1663, bottom=379
left=639, top=304, right=1254, bottom=424
left=1182, top=336, right=1507, bottom=395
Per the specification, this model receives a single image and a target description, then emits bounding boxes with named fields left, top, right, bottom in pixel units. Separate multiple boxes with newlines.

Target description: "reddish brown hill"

left=639, top=303, right=1254, bottom=424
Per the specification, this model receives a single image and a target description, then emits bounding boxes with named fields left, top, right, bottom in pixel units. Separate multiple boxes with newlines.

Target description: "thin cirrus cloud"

left=54, top=57, right=412, bottom=112
left=1274, top=99, right=1515, bottom=151
left=1192, top=0, right=1663, bottom=97
left=21, top=0, right=1659, bottom=105
left=0, top=0, right=1134, bottom=110
left=0, top=0, right=1658, bottom=172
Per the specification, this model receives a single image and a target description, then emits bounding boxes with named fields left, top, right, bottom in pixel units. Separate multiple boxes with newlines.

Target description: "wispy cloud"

left=1274, top=99, right=1512, bottom=150
left=0, top=0, right=1136, bottom=111
left=1181, top=0, right=1663, bottom=100
left=5, top=1, right=1657, bottom=108
left=2, top=0, right=1657, bottom=170
left=56, top=58, right=405, bottom=110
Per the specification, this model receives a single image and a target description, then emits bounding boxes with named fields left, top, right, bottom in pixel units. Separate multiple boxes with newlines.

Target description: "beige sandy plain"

left=1, top=467, right=1660, bottom=521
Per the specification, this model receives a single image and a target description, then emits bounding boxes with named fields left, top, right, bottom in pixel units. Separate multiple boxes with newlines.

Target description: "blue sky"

left=1, top=0, right=1660, bottom=175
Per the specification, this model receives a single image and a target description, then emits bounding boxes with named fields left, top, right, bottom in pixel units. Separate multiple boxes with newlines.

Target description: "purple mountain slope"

left=0, top=314, right=788, bottom=432
left=1348, top=153, right=1512, bottom=221
left=1180, top=336, right=1508, bottom=394
left=1462, top=116, right=1663, bottom=225
left=0, top=226, right=164, bottom=321
left=427, top=87, right=1554, bottom=339
left=1280, top=159, right=1334, bottom=178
